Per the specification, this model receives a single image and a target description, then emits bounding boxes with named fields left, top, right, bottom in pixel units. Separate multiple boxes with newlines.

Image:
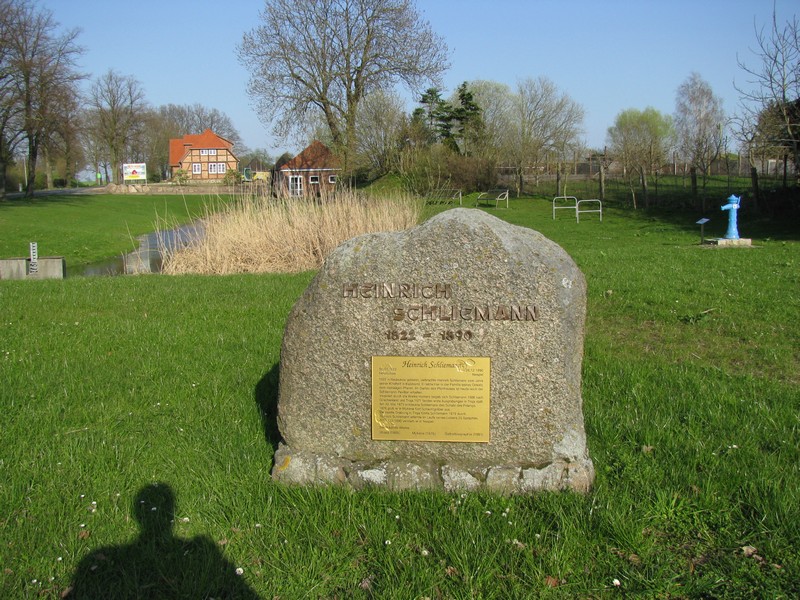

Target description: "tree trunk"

left=640, top=170, right=649, bottom=209
left=690, top=167, right=697, bottom=200
left=599, top=164, right=605, bottom=201
left=43, top=149, right=53, bottom=190
left=750, top=167, right=760, bottom=212
left=556, top=168, right=561, bottom=197
left=25, top=140, right=39, bottom=198
left=782, top=153, right=788, bottom=189
left=0, top=159, right=7, bottom=200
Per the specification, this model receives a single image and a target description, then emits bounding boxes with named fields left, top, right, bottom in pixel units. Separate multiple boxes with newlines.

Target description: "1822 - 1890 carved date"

left=384, top=329, right=473, bottom=342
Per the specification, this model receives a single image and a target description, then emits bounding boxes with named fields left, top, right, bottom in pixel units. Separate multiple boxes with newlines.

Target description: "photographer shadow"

left=64, top=483, right=261, bottom=599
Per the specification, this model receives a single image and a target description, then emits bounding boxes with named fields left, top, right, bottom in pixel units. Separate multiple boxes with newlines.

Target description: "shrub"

left=173, top=169, right=189, bottom=185
left=222, top=168, right=243, bottom=186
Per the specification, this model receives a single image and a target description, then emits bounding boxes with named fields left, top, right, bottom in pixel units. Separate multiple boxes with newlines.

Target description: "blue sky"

left=43, top=0, right=796, bottom=156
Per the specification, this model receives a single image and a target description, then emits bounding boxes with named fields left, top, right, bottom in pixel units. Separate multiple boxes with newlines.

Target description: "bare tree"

left=467, top=80, right=513, bottom=163
left=1, top=0, right=83, bottom=197
left=237, top=0, right=449, bottom=171
left=735, top=11, right=799, bottom=182
left=607, top=107, right=673, bottom=209
left=674, top=73, right=726, bottom=208
left=355, top=89, right=406, bottom=177
left=504, top=77, right=584, bottom=197
left=159, top=103, right=243, bottom=147
left=40, top=89, right=83, bottom=188
left=87, top=70, right=148, bottom=184
left=0, top=0, right=26, bottom=198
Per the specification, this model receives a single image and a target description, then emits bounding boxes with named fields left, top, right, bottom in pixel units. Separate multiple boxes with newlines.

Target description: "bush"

left=173, top=169, right=189, bottom=185
left=222, top=169, right=243, bottom=186
left=397, top=144, right=497, bottom=195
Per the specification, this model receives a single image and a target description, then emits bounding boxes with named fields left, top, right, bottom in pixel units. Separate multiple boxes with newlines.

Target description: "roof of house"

left=169, top=129, right=236, bottom=167
left=279, top=140, right=340, bottom=171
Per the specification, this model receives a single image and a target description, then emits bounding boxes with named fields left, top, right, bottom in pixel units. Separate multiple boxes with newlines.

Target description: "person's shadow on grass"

left=64, top=483, right=261, bottom=599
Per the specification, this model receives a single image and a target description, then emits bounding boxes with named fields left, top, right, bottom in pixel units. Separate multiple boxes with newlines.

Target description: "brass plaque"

left=372, top=356, right=491, bottom=442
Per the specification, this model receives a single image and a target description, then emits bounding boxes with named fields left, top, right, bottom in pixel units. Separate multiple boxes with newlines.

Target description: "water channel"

left=80, top=221, right=204, bottom=277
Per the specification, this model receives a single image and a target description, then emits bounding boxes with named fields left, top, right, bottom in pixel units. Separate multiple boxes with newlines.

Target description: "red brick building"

left=275, top=140, right=341, bottom=197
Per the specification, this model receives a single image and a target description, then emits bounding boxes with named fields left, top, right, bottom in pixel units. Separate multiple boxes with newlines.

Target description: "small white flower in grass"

left=613, top=578, right=621, bottom=587
left=235, top=568, right=244, bottom=576
left=181, top=517, right=190, bottom=523
left=384, top=540, right=391, bottom=545
left=484, top=511, right=492, bottom=516
left=31, top=579, right=38, bottom=584
left=421, top=549, right=429, bottom=556
left=57, top=557, right=63, bottom=562
left=395, top=514, right=400, bottom=520
left=255, top=523, right=261, bottom=528
left=80, top=523, right=86, bottom=528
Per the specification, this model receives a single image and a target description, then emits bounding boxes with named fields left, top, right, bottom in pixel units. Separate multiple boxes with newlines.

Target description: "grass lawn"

left=0, top=196, right=798, bottom=598
left=0, top=193, right=230, bottom=270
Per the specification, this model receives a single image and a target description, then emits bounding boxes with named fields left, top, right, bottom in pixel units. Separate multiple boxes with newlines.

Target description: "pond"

left=79, top=221, right=205, bottom=277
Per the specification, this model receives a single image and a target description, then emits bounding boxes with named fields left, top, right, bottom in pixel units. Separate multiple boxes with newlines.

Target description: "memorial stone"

left=273, top=208, right=594, bottom=493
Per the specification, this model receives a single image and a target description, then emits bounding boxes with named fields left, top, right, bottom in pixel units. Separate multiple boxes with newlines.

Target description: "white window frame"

left=209, top=149, right=217, bottom=156
left=309, top=175, right=320, bottom=184
left=200, top=149, right=208, bottom=156
left=328, top=175, right=337, bottom=184
left=192, top=163, right=201, bottom=175
left=217, top=162, right=227, bottom=173
left=208, top=163, right=218, bottom=175
left=289, top=175, right=303, bottom=197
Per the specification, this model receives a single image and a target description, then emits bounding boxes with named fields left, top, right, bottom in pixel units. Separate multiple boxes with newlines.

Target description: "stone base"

left=705, top=238, right=752, bottom=247
left=271, top=443, right=594, bottom=494
left=0, top=257, right=66, bottom=279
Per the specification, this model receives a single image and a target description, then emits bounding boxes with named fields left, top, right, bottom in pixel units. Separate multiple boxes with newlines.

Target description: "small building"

left=169, top=129, right=238, bottom=181
left=275, top=140, right=341, bottom=197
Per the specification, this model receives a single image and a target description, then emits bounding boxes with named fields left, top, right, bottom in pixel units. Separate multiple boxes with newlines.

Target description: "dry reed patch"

left=160, top=192, right=421, bottom=274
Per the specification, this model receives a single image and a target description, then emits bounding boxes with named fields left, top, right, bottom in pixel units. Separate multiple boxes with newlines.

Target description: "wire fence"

left=496, top=170, right=796, bottom=210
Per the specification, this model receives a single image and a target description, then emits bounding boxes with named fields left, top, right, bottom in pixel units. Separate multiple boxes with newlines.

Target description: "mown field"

left=0, top=191, right=798, bottom=598
left=0, top=193, right=229, bottom=270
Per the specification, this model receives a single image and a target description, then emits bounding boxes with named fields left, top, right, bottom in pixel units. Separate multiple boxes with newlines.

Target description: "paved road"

left=3, top=186, right=107, bottom=200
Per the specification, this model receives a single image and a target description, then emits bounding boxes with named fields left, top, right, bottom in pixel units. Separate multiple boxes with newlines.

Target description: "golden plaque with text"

left=372, top=356, right=491, bottom=442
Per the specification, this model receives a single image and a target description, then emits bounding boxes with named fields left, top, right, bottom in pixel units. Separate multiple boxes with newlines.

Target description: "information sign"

left=372, top=356, right=491, bottom=442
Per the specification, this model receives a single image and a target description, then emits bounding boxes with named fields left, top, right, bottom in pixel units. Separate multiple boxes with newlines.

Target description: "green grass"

left=1, top=197, right=798, bottom=598
left=0, top=193, right=231, bottom=269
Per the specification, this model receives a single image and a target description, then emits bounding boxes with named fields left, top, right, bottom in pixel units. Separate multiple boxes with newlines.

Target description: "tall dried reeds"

left=160, top=189, right=421, bottom=275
